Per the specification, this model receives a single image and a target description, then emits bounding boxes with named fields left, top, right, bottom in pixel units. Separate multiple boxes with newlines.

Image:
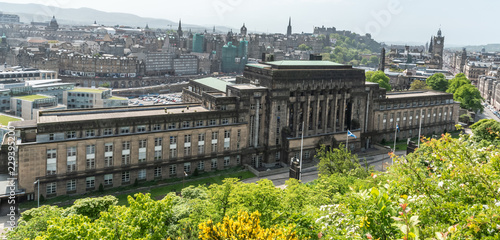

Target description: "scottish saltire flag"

left=396, top=123, right=400, bottom=132
left=347, top=130, right=357, bottom=138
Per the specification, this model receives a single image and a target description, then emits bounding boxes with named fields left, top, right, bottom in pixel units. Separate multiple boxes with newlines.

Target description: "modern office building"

left=10, top=94, right=66, bottom=120
left=8, top=60, right=459, bottom=200
left=63, top=88, right=128, bottom=109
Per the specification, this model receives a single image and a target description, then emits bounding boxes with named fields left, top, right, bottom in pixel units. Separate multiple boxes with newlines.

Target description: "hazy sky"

left=1, top=0, right=496, bottom=46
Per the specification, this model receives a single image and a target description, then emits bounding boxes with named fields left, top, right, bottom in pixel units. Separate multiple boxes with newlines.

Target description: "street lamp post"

left=34, top=180, right=39, bottom=208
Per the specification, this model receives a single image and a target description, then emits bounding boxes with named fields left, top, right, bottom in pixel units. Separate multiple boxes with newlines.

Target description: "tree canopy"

left=366, top=71, right=392, bottom=91
left=426, top=73, right=449, bottom=91
left=409, top=80, right=431, bottom=90
left=447, top=73, right=471, bottom=94
left=454, top=84, right=484, bottom=113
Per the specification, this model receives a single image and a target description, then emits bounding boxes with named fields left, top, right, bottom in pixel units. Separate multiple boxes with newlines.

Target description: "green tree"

left=368, top=55, right=380, bottom=66
left=453, top=84, right=484, bottom=112
left=366, top=71, right=392, bottom=91
left=470, top=119, right=500, bottom=143
left=298, top=44, right=311, bottom=51
left=409, top=80, right=431, bottom=90
left=426, top=73, right=448, bottom=91
left=316, top=143, right=369, bottom=178
left=7, top=206, right=63, bottom=240
left=447, top=73, right=471, bottom=94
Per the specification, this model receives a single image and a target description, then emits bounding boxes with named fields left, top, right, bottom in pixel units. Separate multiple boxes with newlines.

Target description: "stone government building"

left=8, top=61, right=459, bottom=200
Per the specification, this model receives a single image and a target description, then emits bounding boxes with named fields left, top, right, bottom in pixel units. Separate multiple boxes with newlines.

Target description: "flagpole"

left=346, top=130, right=348, bottom=150
left=418, top=109, right=422, bottom=148
left=299, top=121, right=304, bottom=181
left=393, top=123, right=397, bottom=153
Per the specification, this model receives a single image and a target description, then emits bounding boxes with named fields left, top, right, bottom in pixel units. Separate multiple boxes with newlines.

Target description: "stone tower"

left=431, top=28, right=445, bottom=69
left=379, top=47, right=386, bottom=72
left=177, top=19, right=183, bottom=38
left=240, top=23, right=247, bottom=36
left=287, top=17, right=292, bottom=36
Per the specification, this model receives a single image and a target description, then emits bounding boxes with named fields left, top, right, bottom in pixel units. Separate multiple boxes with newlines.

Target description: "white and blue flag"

left=347, top=130, right=357, bottom=139
left=396, top=123, right=400, bottom=132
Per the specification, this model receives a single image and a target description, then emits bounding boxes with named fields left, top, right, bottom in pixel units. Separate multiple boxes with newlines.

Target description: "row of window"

left=379, top=107, right=454, bottom=130
left=47, top=131, right=241, bottom=175
left=56, top=119, right=237, bottom=140
left=46, top=156, right=241, bottom=195
left=379, top=98, right=453, bottom=110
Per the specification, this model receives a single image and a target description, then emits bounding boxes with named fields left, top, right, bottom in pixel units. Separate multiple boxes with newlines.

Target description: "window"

left=49, top=133, right=54, bottom=141
left=170, top=136, right=177, bottom=144
left=67, top=179, right=76, bottom=192
left=184, top=135, right=191, bottom=143
left=47, top=149, right=57, bottom=175
left=120, top=127, right=130, bottom=134
left=170, top=165, right=177, bottom=175
left=224, top=130, right=231, bottom=138
left=209, top=119, right=216, bottom=126
left=184, top=146, right=191, bottom=156
left=222, top=118, right=229, bottom=125
left=236, top=155, right=241, bottom=165
left=86, top=145, right=95, bottom=154
left=155, top=137, right=162, bottom=146
left=66, top=131, right=76, bottom=139
left=46, top=182, right=57, bottom=195
left=122, top=154, right=130, bottom=165
left=184, top=162, right=191, bottom=173
left=170, top=148, right=177, bottom=158
left=138, top=169, right=146, bottom=180
left=305, top=151, right=310, bottom=159
left=211, top=143, right=218, bottom=153
left=137, top=125, right=146, bottom=132
left=154, top=167, right=162, bottom=178
left=86, top=177, right=95, bottom=189
left=86, top=158, right=95, bottom=170
left=182, top=121, right=190, bottom=128
left=198, top=144, right=205, bottom=154
left=85, top=130, right=95, bottom=137
left=224, top=156, right=230, bottom=167
left=139, top=139, right=147, bottom=148
left=103, top=128, right=113, bottom=136
left=168, top=123, right=176, bottom=129
left=196, top=120, right=204, bottom=127
left=211, top=159, right=218, bottom=169
left=154, top=150, right=162, bottom=161
left=212, top=131, right=218, bottom=140
left=122, top=171, right=130, bottom=183
left=104, top=156, right=113, bottom=167
left=153, top=124, right=161, bottom=131
left=104, top=174, right=113, bottom=185
left=122, top=141, right=130, bottom=150
left=275, top=152, right=281, bottom=161
left=67, top=147, right=76, bottom=172
left=198, top=161, right=204, bottom=170
left=198, top=133, right=205, bottom=141
left=105, top=143, right=113, bottom=152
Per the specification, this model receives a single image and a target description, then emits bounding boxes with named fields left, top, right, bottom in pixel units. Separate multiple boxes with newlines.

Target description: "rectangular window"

left=49, top=133, right=54, bottom=141
left=153, top=124, right=161, bottom=131
left=170, top=136, right=177, bottom=144
left=46, top=182, right=57, bottom=195
left=184, top=162, right=191, bottom=173
left=275, top=152, right=281, bottom=161
left=66, top=131, right=76, bottom=139
left=212, top=131, right=218, bottom=140
left=198, top=161, right=204, bottom=170
left=67, top=147, right=76, bottom=172
left=47, top=149, right=57, bottom=175
left=222, top=118, right=229, bottom=125
left=85, top=130, right=95, bottom=137
left=198, top=133, right=205, bottom=141
left=67, top=179, right=76, bottom=192
left=154, top=150, right=162, bottom=161
left=209, top=119, right=216, bottom=126
left=168, top=123, right=176, bottom=130
left=122, top=171, right=130, bottom=183
left=86, top=145, right=95, bottom=154
left=120, top=127, right=130, bottom=134
left=184, top=135, right=191, bottom=143
left=122, top=154, right=130, bottom=165
left=211, top=159, right=218, bottom=169
left=224, top=156, right=230, bottom=167
left=184, top=147, right=191, bottom=156
left=86, top=177, right=95, bottom=189
left=170, top=165, right=177, bottom=175
left=86, top=158, right=95, bottom=170
left=86, top=145, right=95, bottom=170
left=170, top=148, right=177, bottom=158
left=198, top=144, right=205, bottom=154
left=103, top=128, right=113, bottom=136
left=122, top=141, right=130, bottom=150
left=182, top=121, right=190, bottom=128
left=138, top=169, right=146, bottom=180
left=196, top=120, right=204, bottom=127
left=236, top=155, right=241, bottom=165
left=154, top=167, right=162, bottom=178
left=224, top=130, right=231, bottom=138
left=137, top=125, right=146, bottom=132
left=139, top=139, right=147, bottom=148
left=104, top=174, right=113, bottom=185
left=211, top=143, right=217, bottom=153
left=155, top=137, right=162, bottom=146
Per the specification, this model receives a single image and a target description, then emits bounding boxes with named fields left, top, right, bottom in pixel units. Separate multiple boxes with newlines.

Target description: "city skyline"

left=0, top=0, right=496, bottom=46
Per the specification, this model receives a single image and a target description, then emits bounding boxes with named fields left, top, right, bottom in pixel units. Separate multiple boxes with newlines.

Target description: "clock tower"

left=430, top=29, right=445, bottom=69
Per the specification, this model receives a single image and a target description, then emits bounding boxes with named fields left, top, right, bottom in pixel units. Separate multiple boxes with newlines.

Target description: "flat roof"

left=0, top=114, right=22, bottom=127
left=69, top=88, right=107, bottom=93
left=38, top=105, right=209, bottom=124
left=386, top=91, right=452, bottom=99
left=265, top=60, right=345, bottom=67
left=109, top=96, right=127, bottom=100
left=192, top=77, right=232, bottom=93
left=14, top=95, right=51, bottom=101
left=230, top=84, right=267, bottom=90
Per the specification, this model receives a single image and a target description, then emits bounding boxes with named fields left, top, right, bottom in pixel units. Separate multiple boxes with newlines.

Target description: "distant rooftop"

left=0, top=114, right=22, bottom=128
left=193, top=77, right=232, bottom=93
left=14, top=95, right=51, bottom=101
left=69, top=88, right=108, bottom=93
left=386, top=91, right=452, bottom=99
left=247, top=60, right=349, bottom=70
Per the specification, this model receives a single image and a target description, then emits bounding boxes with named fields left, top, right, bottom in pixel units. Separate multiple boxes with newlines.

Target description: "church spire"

left=177, top=19, right=183, bottom=37
left=287, top=17, right=292, bottom=36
